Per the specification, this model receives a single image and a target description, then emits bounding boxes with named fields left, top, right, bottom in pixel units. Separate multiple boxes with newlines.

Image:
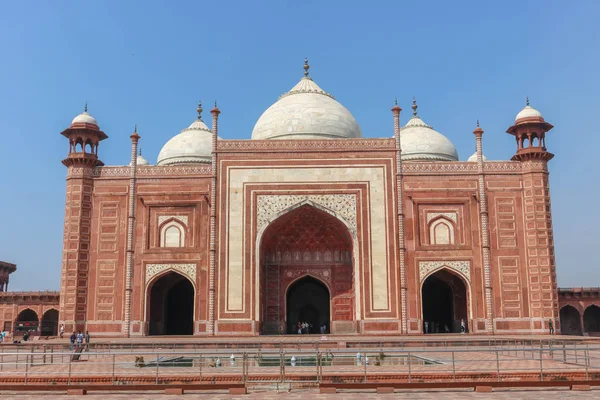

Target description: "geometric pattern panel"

left=257, top=194, right=357, bottom=236
left=418, top=260, right=471, bottom=283
left=145, top=264, right=196, bottom=285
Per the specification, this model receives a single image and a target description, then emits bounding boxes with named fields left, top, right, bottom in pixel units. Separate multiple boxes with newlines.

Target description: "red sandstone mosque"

left=1, top=60, right=599, bottom=337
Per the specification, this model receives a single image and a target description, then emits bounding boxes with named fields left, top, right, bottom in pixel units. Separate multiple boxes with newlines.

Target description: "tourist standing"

left=84, top=330, right=90, bottom=351
left=59, top=324, right=65, bottom=339
left=460, top=319, right=466, bottom=334
left=548, top=319, right=554, bottom=335
left=76, top=330, right=83, bottom=349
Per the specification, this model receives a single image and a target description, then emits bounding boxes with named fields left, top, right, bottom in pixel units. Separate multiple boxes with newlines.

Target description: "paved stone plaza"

left=1, top=388, right=599, bottom=399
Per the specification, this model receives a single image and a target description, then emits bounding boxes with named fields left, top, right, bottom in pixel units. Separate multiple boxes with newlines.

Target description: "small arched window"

left=160, top=220, right=186, bottom=248
left=429, top=218, right=455, bottom=245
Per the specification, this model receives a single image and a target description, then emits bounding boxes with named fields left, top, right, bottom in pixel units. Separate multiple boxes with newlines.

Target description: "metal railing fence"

left=0, top=345, right=599, bottom=387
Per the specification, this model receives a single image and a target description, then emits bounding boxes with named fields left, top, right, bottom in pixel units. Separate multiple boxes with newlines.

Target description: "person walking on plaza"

left=76, top=330, right=83, bottom=349
left=548, top=319, right=554, bottom=335
left=69, top=332, right=76, bottom=350
left=460, top=319, right=466, bottom=334
left=84, top=330, right=90, bottom=351
left=59, top=324, right=65, bottom=339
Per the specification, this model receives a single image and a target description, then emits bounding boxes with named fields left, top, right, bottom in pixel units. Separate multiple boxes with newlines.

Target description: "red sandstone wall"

left=83, top=169, right=212, bottom=336
left=0, top=293, right=59, bottom=335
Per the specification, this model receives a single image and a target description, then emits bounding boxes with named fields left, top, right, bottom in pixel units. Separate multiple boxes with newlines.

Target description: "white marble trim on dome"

left=279, top=77, right=335, bottom=100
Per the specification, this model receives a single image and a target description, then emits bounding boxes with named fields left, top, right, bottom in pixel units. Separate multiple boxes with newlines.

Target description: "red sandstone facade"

left=2, top=65, right=582, bottom=337
left=49, top=98, right=564, bottom=337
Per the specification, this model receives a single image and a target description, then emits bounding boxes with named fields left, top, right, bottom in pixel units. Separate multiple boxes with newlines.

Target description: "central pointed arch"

left=257, top=203, right=355, bottom=334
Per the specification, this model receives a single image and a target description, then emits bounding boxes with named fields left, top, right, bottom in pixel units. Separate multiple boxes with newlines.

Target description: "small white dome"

left=132, top=154, right=149, bottom=166
left=251, top=64, right=361, bottom=140
left=515, top=105, right=542, bottom=122
left=71, top=106, right=98, bottom=127
left=400, top=111, right=458, bottom=162
left=157, top=118, right=217, bottom=166
left=467, top=152, right=487, bottom=162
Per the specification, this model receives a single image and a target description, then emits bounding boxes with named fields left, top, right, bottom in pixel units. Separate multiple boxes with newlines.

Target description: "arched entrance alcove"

left=583, top=305, right=600, bottom=334
left=260, top=204, right=354, bottom=334
left=421, top=269, right=468, bottom=334
left=15, top=309, right=39, bottom=333
left=286, top=276, right=330, bottom=334
left=560, top=305, right=582, bottom=335
left=41, top=309, right=59, bottom=336
left=148, top=271, right=194, bottom=335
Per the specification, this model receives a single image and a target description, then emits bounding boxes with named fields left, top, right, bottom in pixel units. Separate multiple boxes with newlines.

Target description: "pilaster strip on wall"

left=475, top=129, right=493, bottom=333
left=123, top=131, right=140, bottom=338
left=393, top=104, right=408, bottom=334
left=208, top=106, right=220, bottom=335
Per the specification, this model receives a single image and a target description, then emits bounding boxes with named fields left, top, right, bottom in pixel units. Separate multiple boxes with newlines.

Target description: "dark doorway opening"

left=286, top=276, right=330, bottom=334
left=41, top=309, right=59, bottom=336
left=15, top=309, right=39, bottom=333
left=560, top=305, right=582, bottom=335
left=148, top=272, right=194, bottom=335
left=584, top=305, right=600, bottom=334
left=422, top=270, right=468, bottom=334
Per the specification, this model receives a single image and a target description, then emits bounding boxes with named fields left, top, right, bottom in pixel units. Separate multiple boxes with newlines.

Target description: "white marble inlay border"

left=256, top=194, right=357, bottom=236
left=145, top=263, right=196, bottom=285
left=426, top=212, right=457, bottom=224
left=158, top=215, right=188, bottom=226
left=418, top=260, right=471, bottom=282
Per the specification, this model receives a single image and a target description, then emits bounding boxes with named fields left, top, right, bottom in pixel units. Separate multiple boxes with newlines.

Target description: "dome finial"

left=197, top=101, right=203, bottom=120
left=303, top=58, right=310, bottom=77
left=412, top=97, right=418, bottom=116
left=139, top=146, right=142, bottom=156
left=526, top=96, right=530, bottom=106
left=134, top=124, right=137, bottom=133
left=214, top=100, right=217, bottom=108
left=477, top=119, right=480, bottom=127
left=394, top=97, right=398, bottom=106
left=84, top=102, right=88, bottom=113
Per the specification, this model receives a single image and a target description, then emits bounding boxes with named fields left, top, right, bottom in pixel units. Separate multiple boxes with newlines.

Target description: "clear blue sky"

left=0, top=1, right=598, bottom=290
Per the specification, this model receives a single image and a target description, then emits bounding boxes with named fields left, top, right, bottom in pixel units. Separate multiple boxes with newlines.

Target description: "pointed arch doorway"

left=421, top=269, right=468, bottom=334
left=286, top=276, right=330, bottom=334
left=147, top=271, right=194, bottom=335
left=260, top=204, right=354, bottom=334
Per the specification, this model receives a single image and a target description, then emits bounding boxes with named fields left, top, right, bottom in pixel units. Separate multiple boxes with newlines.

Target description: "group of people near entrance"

left=423, top=319, right=468, bottom=334
left=59, top=324, right=91, bottom=351
left=297, top=321, right=327, bottom=334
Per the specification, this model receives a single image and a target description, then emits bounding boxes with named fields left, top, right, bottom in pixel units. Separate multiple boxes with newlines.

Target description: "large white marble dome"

left=400, top=101, right=459, bottom=162
left=251, top=61, right=362, bottom=140
left=157, top=104, right=218, bottom=165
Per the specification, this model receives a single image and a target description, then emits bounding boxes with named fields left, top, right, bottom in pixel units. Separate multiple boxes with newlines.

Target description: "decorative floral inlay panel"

left=426, top=212, right=457, bottom=224
left=257, top=194, right=357, bottom=236
left=218, top=139, right=395, bottom=151
left=157, top=215, right=188, bottom=226
left=145, top=263, right=196, bottom=285
left=418, top=261, right=471, bottom=282
left=73, top=161, right=526, bottom=179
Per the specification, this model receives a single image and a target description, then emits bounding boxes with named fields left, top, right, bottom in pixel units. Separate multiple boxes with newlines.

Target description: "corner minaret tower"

left=59, top=105, right=108, bottom=333
left=506, top=98, right=554, bottom=162
left=61, top=104, right=108, bottom=167
left=507, top=99, right=559, bottom=333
